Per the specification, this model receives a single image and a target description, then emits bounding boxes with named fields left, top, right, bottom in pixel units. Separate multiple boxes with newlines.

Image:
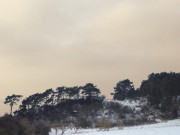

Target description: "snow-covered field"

left=49, top=119, right=180, bottom=135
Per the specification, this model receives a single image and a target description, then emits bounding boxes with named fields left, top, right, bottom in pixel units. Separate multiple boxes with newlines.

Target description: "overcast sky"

left=0, top=0, right=180, bottom=116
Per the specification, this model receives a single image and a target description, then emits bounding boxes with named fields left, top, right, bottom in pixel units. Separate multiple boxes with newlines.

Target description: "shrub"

left=0, top=116, right=51, bottom=135
left=95, top=119, right=114, bottom=130
left=0, top=128, right=9, bottom=135
left=116, top=120, right=124, bottom=129
left=34, top=121, right=51, bottom=135
left=52, top=120, right=67, bottom=135
left=77, top=118, right=92, bottom=128
left=0, top=116, right=34, bottom=135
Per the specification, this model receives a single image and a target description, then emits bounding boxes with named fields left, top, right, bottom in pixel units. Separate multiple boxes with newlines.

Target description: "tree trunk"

left=173, top=96, right=178, bottom=118
left=52, top=98, right=54, bottom=106
left=10, top=105, right=13, bottom=115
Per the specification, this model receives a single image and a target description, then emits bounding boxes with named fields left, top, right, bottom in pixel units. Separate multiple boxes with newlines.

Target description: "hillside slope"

left=50, top=119, right=180, bottom=135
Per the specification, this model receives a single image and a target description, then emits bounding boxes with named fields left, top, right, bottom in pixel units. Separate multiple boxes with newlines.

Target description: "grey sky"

left=0, top=0, right=180, bottom=115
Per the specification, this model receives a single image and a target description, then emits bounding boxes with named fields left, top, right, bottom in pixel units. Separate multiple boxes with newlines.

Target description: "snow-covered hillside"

left=50, top=119, right=180, bottom=135
left=97, top=98, right=159, bottom=124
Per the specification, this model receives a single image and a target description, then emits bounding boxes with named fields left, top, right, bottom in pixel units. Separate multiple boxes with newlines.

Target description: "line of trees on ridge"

left=3, top=72, right=180, bottom=119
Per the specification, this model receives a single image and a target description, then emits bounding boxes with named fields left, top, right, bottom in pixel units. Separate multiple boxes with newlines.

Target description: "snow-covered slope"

left=50, top=119, right=180, bottom=135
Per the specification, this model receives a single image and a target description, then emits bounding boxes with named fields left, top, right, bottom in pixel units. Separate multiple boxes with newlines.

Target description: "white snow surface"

left=49, top=119, right=180, bottom=135
left=104, top=98, right=147, bottom=111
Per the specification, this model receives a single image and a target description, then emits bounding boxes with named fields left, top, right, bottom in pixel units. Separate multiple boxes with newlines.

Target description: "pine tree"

left=81, top=83, right=100, bottom=99
left=113, top=79, right=134, bottom=100
left=4, top=94, right=22, bottom=115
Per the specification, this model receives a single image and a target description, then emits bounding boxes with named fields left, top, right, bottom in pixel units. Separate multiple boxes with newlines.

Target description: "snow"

left=49, top=119, right=180, bottom=135
left=105, top=98, right=147, bottom=111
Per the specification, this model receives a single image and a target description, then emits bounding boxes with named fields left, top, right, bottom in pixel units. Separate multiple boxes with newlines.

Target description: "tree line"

left=4, top=72, right=180, bottom=119
left=4, top=83, right=101, bottom=117
left=112, top=72, right=180, bottom=118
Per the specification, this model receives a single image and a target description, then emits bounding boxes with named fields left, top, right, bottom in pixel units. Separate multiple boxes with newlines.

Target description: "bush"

left=77, top=118, right=92, bottom=128
left=116, top=120, right=124, bottom=129
left=34, top=121, right=51, bottom=135
left=0, top=116, right=34, bottom=135
left=95, top=119, right=114, bottom=130
left=52, top=121, right=68, bottom=135
left=0, top=128, right=9, bottom=135
left=0, top=116, right=51, bottom=135
left=123, top=119, right=136, bottom=126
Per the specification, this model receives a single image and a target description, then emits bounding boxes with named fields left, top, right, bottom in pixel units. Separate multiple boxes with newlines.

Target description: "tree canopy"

left=113, top=79, right=135, bottom=100
left=4, top=94, right=23, bottom=115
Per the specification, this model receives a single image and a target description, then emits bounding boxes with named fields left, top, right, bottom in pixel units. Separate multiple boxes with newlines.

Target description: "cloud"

left=0, top=0, right=180, bottom=115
